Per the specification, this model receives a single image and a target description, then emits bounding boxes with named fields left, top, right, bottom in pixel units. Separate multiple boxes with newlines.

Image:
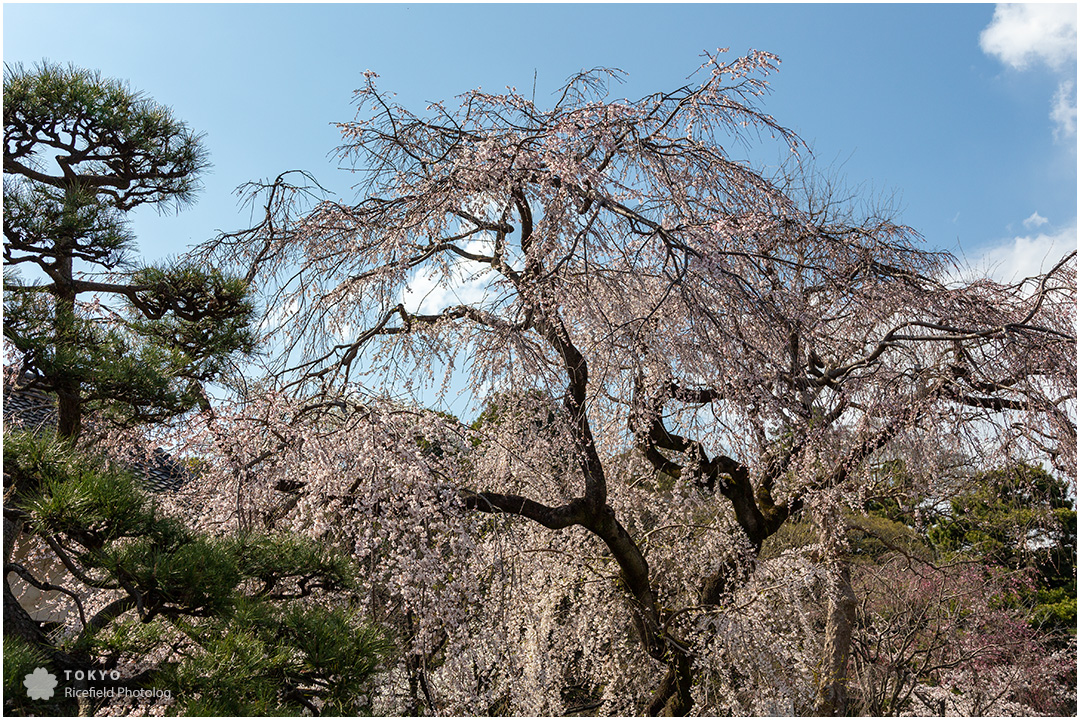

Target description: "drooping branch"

left=191, top=54, right=1077, bottom=716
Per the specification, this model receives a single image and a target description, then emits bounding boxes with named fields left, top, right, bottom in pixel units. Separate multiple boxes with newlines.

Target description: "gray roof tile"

left=3, top=373, right=189, bottom=493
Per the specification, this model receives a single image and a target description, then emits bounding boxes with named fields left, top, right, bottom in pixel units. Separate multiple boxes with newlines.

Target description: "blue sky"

left=4, top=3, right=1077, bottom=281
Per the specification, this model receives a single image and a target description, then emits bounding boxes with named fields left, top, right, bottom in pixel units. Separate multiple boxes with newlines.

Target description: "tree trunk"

left=814, top=509, right=856, bottom=716
left=647, top=654, right=694, bottom=716
left=54, top=280, right=83, bottom=439
left=53, top=194, right=82, bottom=440
left=815, top=561, right=856, bottom=715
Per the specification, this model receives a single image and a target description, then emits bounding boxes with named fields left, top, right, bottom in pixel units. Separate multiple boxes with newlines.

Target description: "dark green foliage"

left=8, top=433, right=163, bottom=541
left=65, top=262, right=254, bottom=425
left=3, top=636, right=48, bottom=692
left=4, top=61, right=207, bottom=211
left=3, top=62, right=389, bottom=716
left=854, top=459, right=1076, bottom=641
left=5, top=429, right=390, bottom=715
left=129, top=264, right=255, bottom=359
left=4, top=267, right=255, bottom=429
left=928, top=465, right=1074, bottom=570
left=3, top=636, right=66, bottom=716
left=6, top=430, right=359, bottom=611
left=232, top=533, right=357, bottom=590
left=927, top=464, right=1077, bottom=639
left=765, top=459, right=1076, bottom=644
left=845, top=512, right=930, bottom=563
left=156, top=601, right=391, bottom=715
left=3, top=181, right=135, bottom=269
left=3, top=61, right=251, bottom=438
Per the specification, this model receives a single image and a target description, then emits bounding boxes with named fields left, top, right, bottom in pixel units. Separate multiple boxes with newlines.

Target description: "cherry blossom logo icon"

left=24, top=667, right=57, bottom=700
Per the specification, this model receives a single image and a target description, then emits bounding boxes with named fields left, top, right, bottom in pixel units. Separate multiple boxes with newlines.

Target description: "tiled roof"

left=3, top=374, right=189, bottom=493
left=2, top=381, right=55, bottom=431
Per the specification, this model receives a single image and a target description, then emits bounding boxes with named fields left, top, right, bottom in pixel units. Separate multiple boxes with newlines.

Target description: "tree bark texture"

left=814, top=511, right=856, bottom=716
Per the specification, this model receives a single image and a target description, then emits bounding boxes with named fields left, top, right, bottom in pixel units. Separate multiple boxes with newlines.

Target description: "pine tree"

left=3, top=63, right=391, bottom=715
left=928, top=464, right=1077, bottom=641
left=4, top=61, right=252, bottom=439
left=4, top=430, right=392, bottom=715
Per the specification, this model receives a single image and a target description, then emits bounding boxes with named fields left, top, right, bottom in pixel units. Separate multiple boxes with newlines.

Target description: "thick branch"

left=461, top=492, right=587, bottom=530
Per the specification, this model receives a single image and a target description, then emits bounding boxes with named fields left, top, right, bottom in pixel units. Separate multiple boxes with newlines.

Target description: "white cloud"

left=958, top=223, right=1077, bottom=283
left=399, top=204, right=503, bottom=316
left=400, top=263, right=493, bottom=316
left=981, top=5, right=1078, bottom=143
left=1051, top=79, right=1078, bottom=140
left=1023, top=210, right=1049, bottom=228
left=980, top=4, right=1077, bottom=71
